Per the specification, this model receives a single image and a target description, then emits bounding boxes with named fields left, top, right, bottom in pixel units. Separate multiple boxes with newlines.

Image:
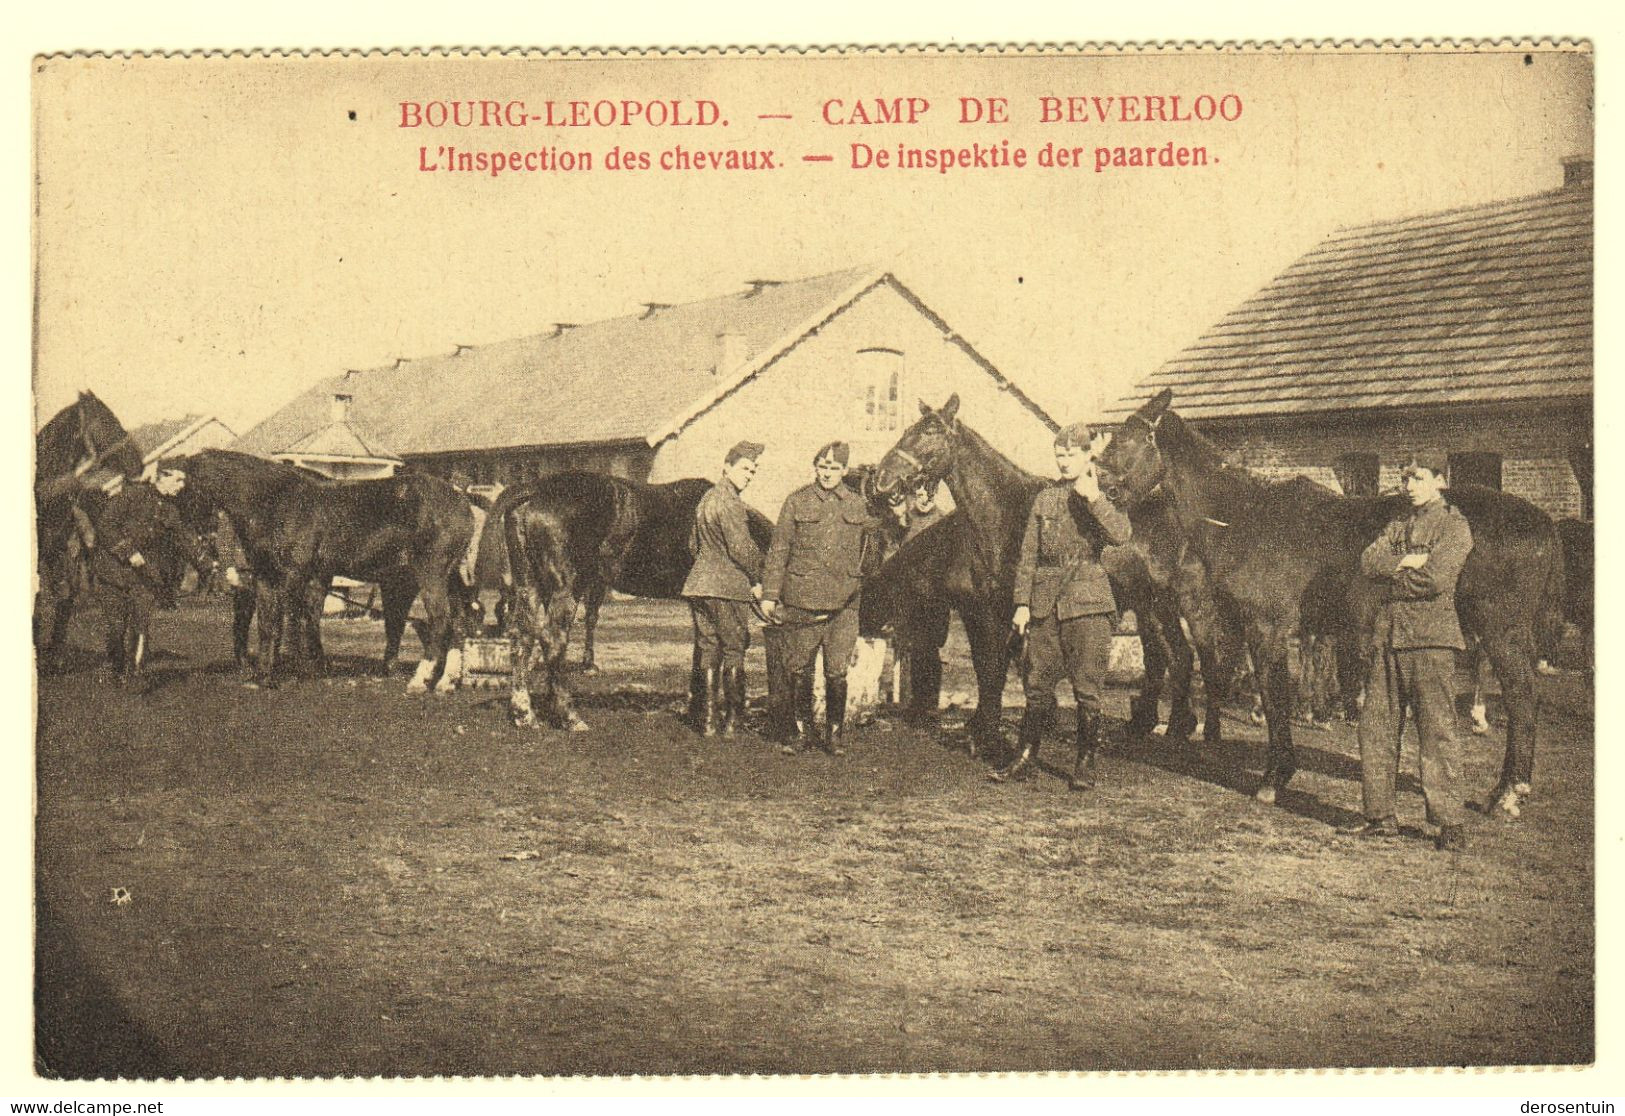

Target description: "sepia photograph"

left=29, top=42, right=1595, bottom=1080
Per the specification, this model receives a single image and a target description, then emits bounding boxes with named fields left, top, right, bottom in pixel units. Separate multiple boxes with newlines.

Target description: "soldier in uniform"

left=92, top=465, right=200, bottom=687
left=886, top=479, right=951, bottom=724
left=681, top=440, right=767, bottom=737
left=1344, top=453, right=1473, bottom=852
left=761, top=441, right=876, bottom=756
left=997, top=422, right=1132, bottom=789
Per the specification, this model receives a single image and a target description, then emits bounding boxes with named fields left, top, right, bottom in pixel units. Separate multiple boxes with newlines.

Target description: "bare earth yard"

left=35, top=597, right=1593, bottom=1077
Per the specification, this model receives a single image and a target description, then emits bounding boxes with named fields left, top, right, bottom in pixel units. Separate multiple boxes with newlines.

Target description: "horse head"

left=1096, top=388, right=1173, bottom=508
left=872, top=393, right=962, bottom=497
left=76, top=391, right=144, bottom=480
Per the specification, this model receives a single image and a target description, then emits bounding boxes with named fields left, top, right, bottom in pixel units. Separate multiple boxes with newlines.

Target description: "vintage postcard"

left=29, top=42, right=1597, bottom=1085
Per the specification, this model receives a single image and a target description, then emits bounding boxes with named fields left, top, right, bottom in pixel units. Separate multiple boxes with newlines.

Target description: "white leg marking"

left=406, top=659, right=434, bottom=694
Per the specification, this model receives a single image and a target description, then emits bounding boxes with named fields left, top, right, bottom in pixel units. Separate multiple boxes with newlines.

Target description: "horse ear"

left=940, top=394, right=960, bottom=422
left=1148, top=388, right=1173, bottom=419
left=918, top=399, right=933, bottom=416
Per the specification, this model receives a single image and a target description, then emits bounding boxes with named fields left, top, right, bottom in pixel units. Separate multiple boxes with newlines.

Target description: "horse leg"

left=303, top=579, right=329, bottom=676
left=255, top=580, right=284, bottom=686
left=963, top=607, right=1011, bottom=762
left=380, top=577, right=410, bottom=679
left=579, top=579, right=605, bottom=674
left=508, top=588, right=542, bottom=728
left=1482, top=626, right=1538, bottom=817
left=1248, top=624, right=1297, bottom=805
left=1468, top=641, right=1493, bottom=736
left=1160, top=596, right=1200, bottom=744
left=1127, top=600, right=1166, bottom=739
left=405, top=577, right=445, bottom=695
left=231, top=585, right=256, bottom=675
left=542, top=587, right=587, bottom=730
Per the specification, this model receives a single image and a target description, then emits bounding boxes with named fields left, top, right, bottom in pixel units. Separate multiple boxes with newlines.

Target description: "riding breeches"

left=775, top=602, right=860, bottom=682
left=689, top=597, right=753, bottom=672
left=1023, top=612, right=1113, bottom=715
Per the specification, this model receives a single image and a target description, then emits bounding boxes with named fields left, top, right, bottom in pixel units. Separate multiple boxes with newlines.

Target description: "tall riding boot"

left=908, top=651, right=943, bottom=726
left=992, top=696, right=1053, bottom=782
left=823, top=675, right=848, bottom=756
left=719, top=664, right=742, bottom=737
left=783, top=671, right=817, bottom=754
left=686, top=646, right=707, bottom=729
left=700, top=667, right=721, bottom=737
left=1071, top=708, right=1102, bottom=791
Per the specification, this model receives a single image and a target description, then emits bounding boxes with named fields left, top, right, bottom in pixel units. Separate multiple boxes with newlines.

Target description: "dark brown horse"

left=175, top=449, right=476, bottom=692
left=35, top=392, right=145, bottom=669
left=870, top=395, right=1224, bottom=763
left=1096, top=388, right=1566, bottom=817
left=473, top=473, right=775, bottom=729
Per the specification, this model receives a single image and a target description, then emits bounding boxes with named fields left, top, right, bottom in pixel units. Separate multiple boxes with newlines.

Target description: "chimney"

left=715, top=332, right=747, bottom=376
left=1562, top=155, right=1593, bottom=190
left=332, top=392, right=353, bottom=425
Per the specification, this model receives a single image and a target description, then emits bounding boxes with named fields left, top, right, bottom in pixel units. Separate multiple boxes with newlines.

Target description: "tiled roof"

left=236, top=267, right=887, bottom=458
left=282, top=420, right=400, bottom=462
left=130, top=415, right=203, bottom=458
left=1109, top=182, right=1593, bottom=420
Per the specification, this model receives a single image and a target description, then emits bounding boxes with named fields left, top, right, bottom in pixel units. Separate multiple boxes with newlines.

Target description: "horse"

left=174, top=449, right=476, bottom=693
left=35, top=391, right=146, bottom=670
left=1096, top=388, right=1566, bottom=817
left=473, top=472, right=775, bottom=730
left=869, top=395, right=1224, bottom=764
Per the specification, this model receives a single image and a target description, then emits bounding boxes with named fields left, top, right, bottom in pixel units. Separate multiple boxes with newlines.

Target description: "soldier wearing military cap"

left=997, top=421, right=1132, bottom=789
left=760, top=440, right=878, bottom=756
left=682, top=440, right=767, bottom=737
left=1344, top=452, right=1473, bottom=852
left=92, top=465, right=203, bottom=687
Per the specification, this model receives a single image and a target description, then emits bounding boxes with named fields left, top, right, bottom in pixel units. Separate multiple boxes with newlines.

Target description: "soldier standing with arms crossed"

left=681, top=440, right=767, bottom=737
left=996, top=423, right=1132, bottom=790
left=1343, top=453, right=1473, bottom=852
left=761, top=441, right=875, bottom=756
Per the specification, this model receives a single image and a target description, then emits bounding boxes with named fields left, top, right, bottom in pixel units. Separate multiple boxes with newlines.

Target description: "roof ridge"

left=1324, top=182, right=1590, bottom=241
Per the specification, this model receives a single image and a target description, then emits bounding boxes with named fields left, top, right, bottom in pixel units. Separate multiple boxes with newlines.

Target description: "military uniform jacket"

left=1013, top=483, right=1133, bottom=621
left=92, top=482, right=191, bottom=592
left=762, top=482, right=875, bottom=611
left=1360, top=497, right=1472, bottom=651
left=681, top=480, right=764, bottom=602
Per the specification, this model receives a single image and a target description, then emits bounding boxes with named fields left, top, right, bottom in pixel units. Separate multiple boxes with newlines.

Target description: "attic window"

left=856, top=348, right=905, bottom=434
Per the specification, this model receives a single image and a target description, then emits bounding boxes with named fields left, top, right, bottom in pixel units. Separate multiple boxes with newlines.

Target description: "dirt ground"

left=35, top=596, right=1594, bottom=1078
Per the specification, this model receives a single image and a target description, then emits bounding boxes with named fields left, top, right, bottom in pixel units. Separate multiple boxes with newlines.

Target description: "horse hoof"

left=1069, top=773, right=1096, bottom=792
left=406, top=682, right=429, bottom=695
left=433, top=681, right=457, bottom=696
left=1254, top=784, right=1277, bottom=806
left=569, top=717, right=591, bottom=733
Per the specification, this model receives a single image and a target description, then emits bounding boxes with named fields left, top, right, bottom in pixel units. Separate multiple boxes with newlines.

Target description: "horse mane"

left=951, top=416, right=1046, bottom=498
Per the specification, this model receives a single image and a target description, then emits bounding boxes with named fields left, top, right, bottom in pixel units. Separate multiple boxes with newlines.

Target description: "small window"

left=1333, top=452, right=1379, bottom=497
left=855, top=348, right=905, bottom=434
left=1448, top=452, right=1502, bottom=491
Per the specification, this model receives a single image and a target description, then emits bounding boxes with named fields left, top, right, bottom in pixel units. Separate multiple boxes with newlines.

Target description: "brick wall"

left=1199, top=402, right=1590, bottom=520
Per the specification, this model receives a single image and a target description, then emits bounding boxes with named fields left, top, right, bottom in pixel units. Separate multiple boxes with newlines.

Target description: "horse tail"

left=1534, top=523, right=1568, bottom=663
left=472, top=483, right=537, bottom=592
